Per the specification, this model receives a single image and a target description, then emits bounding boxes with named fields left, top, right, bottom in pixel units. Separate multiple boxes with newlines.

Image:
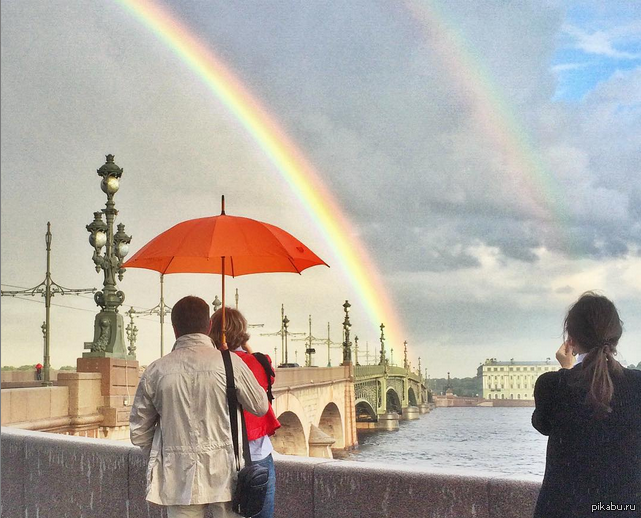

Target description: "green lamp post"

left=341, top=300, right=352, bottom=366
left=84, top=155, right=133, bottom=359
left=379, top=323, right=386, bottom=365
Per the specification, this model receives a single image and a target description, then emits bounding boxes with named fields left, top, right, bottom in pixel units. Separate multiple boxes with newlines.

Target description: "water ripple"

left=348, top=407, right=547, bottom=477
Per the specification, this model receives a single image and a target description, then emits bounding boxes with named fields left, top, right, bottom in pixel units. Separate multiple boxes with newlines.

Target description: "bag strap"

left=222, top=349, right=252, bottom=469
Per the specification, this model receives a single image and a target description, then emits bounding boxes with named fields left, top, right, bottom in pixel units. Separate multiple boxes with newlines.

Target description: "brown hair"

left=171, top=296, right=211, bottom=337
left=209, top=307, right=250, bottom=351
left=564, top=292, right=624, bottom=419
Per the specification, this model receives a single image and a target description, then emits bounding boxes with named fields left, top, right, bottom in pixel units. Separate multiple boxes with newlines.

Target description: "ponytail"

left=564, top=292, right=624, bottom=420
left=579, top=343, right=623, bottom=419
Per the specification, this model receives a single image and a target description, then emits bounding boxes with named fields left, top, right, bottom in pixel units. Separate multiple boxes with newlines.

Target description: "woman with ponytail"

left=532, top=292, right=641, bottom=517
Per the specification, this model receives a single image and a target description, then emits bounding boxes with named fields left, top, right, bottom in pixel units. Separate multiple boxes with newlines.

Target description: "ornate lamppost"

left=125, top=307, right=139, bottom=357
left=379, top=323, right=386, bottom=365
left=283, top=315, right=290, bottom=365
left=84, top=155, right=133, bottom=359
left=341, top=300, right=352, bottom=366
left=354, top=335, right=359, bottom=366
left=403, top=341, right=409, bottom=370
left=1, top=222, right=95, bottom=385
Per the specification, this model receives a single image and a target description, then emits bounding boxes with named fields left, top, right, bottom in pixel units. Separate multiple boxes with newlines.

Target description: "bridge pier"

left=401, top=405, right=420, bottom=420
left=308, top=424, right=336, bottom=458
left=375, top=411, right=399, bottom=431
left=419, top=403, right=431, bottom=414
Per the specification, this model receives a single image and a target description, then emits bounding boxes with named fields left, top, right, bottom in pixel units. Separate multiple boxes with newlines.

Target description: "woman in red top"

left=210, top=308, right=280, bottom=518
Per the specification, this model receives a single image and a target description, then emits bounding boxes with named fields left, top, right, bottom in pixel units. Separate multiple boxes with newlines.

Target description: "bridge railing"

left=354, top=364, right=385, bottom=379
left=273, top=366, right=351, bottom=391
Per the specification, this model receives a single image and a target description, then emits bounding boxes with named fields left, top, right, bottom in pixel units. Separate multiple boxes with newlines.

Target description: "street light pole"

left=403, top=341, right=408, bottom=371
left=1, top=222, right=96, bottom=385
left=341, top=300, right=352, bottom=366
left=354, top=335, right=359, bottom=366
left=283, top=315, right=290, bottom=364
left=125, top=307, right=138, bottom=357
left=84, top=154, right=132, bottom=359
left=379, top=323, right=386, bottom=365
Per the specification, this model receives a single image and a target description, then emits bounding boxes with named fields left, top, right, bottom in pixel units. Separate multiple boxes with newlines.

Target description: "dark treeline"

left=428, top=376, right=482, bottom=397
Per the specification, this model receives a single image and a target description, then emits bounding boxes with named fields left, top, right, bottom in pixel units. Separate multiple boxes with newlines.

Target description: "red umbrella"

left=123, top=196, right=328, bottom=346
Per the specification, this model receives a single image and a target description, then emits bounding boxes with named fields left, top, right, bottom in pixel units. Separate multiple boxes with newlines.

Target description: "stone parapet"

left=77, top=357, right=139, bottom=428
left=1, top=387, right=69, bottom=427
left=1, top=428, right=541, bottom=518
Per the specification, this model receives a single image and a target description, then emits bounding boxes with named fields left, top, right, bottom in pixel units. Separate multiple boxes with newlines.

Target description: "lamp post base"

left=83, top=312, right=133, bottom=360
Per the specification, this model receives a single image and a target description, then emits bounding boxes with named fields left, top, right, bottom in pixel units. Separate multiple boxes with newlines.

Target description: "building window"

left=501, top=394, right=505, bottom=399
left=517, top=394, right=521, bottom=399
left=510, top=394, right=513, bottom=399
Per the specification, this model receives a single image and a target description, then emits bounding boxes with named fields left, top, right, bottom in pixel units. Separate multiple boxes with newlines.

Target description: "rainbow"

left=115, top=0, right=407, bottom=352
left=402, top=0, right=569, bottom=231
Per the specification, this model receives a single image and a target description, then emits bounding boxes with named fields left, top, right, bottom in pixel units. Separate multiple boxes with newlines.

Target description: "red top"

left=35, top=364, right=43, bottom=370
left=234, top=351, right=280, bottom=440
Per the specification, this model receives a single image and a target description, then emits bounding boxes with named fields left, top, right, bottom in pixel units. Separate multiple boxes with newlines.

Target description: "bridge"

left=269, top=363, right=432, bottom=456
left=1, top=361, right=433, bottom=458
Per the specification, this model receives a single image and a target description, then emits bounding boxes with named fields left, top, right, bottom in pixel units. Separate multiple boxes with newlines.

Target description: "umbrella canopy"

left=123, top=215, right=327, bottom=276
left=123, top=199, right=328, bottom=351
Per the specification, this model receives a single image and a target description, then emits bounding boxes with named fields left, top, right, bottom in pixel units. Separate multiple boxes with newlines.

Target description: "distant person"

left=210, top=307, right=281, bottom=518
left=532, top=292, right=641, bottom=518
left=35, top=363, right=43, bottom=380
left=130, top=296, right=268, bottom=518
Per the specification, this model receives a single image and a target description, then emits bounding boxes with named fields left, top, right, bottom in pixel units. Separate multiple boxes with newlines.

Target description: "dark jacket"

left=532, top=364, right=641, bottom=518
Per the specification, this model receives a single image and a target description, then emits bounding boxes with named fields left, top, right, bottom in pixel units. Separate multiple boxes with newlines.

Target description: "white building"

left=478, top=358, right=560, bottom=401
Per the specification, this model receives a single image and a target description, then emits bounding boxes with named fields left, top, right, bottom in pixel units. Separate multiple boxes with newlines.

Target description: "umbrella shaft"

left=221, top=257, right=226, bottom=346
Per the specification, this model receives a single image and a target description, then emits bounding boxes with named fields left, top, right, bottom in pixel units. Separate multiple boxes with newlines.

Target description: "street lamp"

left=341, top=300, right=352, bottom=366
left=1, top=222, right=95, bottom=385
left=403, top=341, right=409, bottom=370
left=379, top=323, right=386, bottom=365
left=283, top=315, right=290, bottom=365
left=354, top=335, right=359, bottom=366
left=125, top=307, right=138, bottom=357
left=212, top=295, right=222, bottom=314
left=84, top=154, right=133, bottom=359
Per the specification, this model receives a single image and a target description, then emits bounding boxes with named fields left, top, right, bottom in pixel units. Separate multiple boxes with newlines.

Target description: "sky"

left=1, top=0, right=640, bottom=377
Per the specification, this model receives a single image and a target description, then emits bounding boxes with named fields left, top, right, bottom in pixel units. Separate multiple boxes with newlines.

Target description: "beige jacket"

left=130, top=333, right=268, bottom=506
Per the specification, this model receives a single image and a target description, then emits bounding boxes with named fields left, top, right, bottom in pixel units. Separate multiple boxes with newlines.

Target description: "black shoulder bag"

left=221, top=349, right=269, bottom=517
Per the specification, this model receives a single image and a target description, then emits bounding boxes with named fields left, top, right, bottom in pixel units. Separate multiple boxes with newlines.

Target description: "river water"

left=347, top=407, right=547, bottom=477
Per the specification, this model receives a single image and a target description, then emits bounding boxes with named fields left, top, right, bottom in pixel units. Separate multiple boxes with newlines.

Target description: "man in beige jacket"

left=130, top=296, right=269, bottom=518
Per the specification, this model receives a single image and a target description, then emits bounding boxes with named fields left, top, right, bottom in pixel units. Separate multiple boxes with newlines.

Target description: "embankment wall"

left=1, top=427, right=540, bottom=518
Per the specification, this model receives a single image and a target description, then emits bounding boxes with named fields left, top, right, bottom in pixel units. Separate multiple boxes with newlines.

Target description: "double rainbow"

left=404, top=0, right=568, bottom=229
left=115, top=0, right=407, bottom=351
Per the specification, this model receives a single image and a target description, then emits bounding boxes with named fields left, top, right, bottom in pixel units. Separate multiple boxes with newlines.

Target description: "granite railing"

left=1, top=427, right=540, bottom=518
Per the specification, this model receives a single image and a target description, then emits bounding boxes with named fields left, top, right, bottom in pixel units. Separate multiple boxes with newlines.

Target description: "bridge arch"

left=386, top=388, right=402, bottom=414
left=408, top=387, right=418, bottom=407
left=272, top=393, right=309, bottom=456
left=355, top=398, right=377, bottom=422
left=272, top=411, right=307, bottom=456
left=318, top=402, right=344, bottom=449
